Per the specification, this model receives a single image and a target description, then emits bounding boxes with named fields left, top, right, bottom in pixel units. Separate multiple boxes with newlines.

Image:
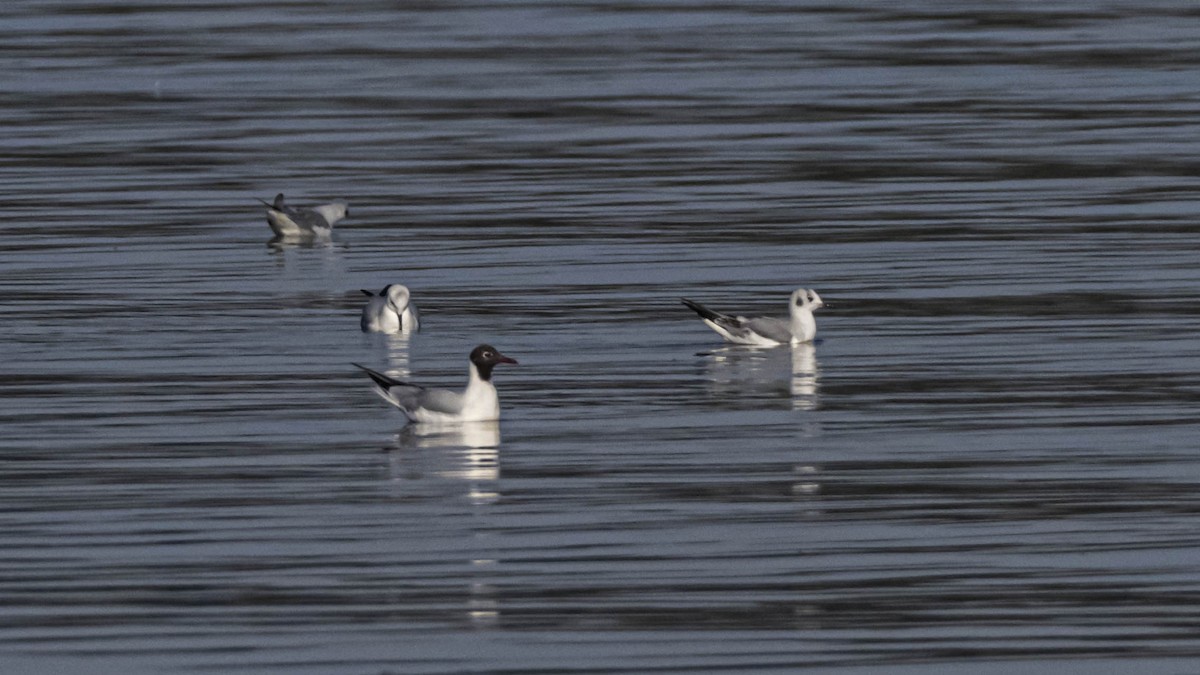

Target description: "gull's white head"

left=314, top=201, right=349, bottom=226
left=383, top=284, right=411, bottom=313
left=789, top=288, right=823, bottom=343
left=792, top=288, right=824, bottom=311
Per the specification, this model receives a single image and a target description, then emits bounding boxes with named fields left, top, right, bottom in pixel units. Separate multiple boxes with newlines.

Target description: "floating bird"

left=361, top=284, right=420, bottom=334
left=681, top=288, right=824, bottom=346
left=257, top=193, right=348, bottom=238
left=354, top=345, right=518, bottom=423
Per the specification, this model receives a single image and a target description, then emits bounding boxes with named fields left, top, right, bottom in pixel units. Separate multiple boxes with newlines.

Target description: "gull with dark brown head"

left=353, top=345, right=518, bottom=423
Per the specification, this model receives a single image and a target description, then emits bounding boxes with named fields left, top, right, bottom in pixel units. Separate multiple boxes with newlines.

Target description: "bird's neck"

left=790, top=305, right=816, bottom=342
left=463, top=363, right=501, bottom=420
left=467, top=362, right=497, bottom=387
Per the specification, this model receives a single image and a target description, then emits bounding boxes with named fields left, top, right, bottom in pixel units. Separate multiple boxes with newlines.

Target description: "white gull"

left=681, top=288, right=824, bottom=346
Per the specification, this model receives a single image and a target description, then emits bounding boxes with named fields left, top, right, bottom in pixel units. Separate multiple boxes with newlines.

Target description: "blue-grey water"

left=3, top=1, right=1200, bottom=673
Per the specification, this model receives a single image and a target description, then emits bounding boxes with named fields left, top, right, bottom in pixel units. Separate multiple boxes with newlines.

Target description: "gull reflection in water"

left=266, top=237, right=347, bottom=297
left=467, top=571, right=499, bottom=627
left=789, top=343, right=820, bottom=411
left=388, top=421, right=501, bottom=504
left=386, top=422, right=502, bottom=628
left=381, top=332, right=413, bottom=380
left=791, top=463, right=823, bottom=512
left=266, top=234, right=346, bottom=261
left=268, top=234, right=330, bottom=250
left=701, top=344, right=821, bottom=410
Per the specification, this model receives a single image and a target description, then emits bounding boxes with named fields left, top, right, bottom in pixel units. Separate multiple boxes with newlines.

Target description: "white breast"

left=362, top=297, right=401, bottom=333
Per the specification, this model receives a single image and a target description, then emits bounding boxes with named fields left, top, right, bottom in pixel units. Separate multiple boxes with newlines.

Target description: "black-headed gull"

left=257, top=193, right=348, bottom=238
left=360, top=284, right=420, bottom=334
left=354, top=345, right=518, bottom=423
left=681, top=288, right=824, bottom=346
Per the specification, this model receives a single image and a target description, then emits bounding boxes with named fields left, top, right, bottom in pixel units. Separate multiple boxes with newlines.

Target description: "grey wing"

left=380, top=382, right=425, bottom=410
left=289, top=207, right=331, bottom=230
left=742, top=317, right=794, bottom=343
left=415, top=388, right=464, bottom=415
left=408, top=303, right=420, bottom=330
left=265, top=199, right=313, bottom=236
left=354, top=363, right=425, bottom=409
left=360, top=294, right=382, bottom=332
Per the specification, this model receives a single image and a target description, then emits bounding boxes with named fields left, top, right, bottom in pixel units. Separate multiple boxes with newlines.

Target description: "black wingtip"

left=681, top=297, right=721, bottom=322
left=360, top=289, right=374, bottom=297
left=352, top=362, right=401, bottom=390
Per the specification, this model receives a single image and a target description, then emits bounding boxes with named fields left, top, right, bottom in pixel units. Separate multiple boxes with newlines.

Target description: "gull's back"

left=741, top=317, right=794, bottom=344
left=414, top=389, right=465, bottom=418
left=265, top=197, right=344, bottom=237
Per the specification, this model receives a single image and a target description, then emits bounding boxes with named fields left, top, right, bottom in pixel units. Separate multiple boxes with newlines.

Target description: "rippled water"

left=4, top=1, right=1200, bottom=672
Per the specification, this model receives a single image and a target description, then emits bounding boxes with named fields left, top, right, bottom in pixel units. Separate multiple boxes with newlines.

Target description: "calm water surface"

left=3, top=1, right=1200, bottom=673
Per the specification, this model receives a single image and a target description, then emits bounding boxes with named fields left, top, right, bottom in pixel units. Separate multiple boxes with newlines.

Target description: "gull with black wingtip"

left=257, top=193, right=348, bottom=239
left=353, top=345, right=518, bottom=423
left=361, top=284, right=420, bottom=334
left=681, top=288, right=825, bottom=346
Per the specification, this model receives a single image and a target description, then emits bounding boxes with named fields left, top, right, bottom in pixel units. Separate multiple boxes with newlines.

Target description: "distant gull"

left=354, top=345, right=518, bottom=423
left=681, top=288, right=825, bottom=346
left=256, top=193, right=348, bottom=238
left=361, top=284, right=421, bottom=334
